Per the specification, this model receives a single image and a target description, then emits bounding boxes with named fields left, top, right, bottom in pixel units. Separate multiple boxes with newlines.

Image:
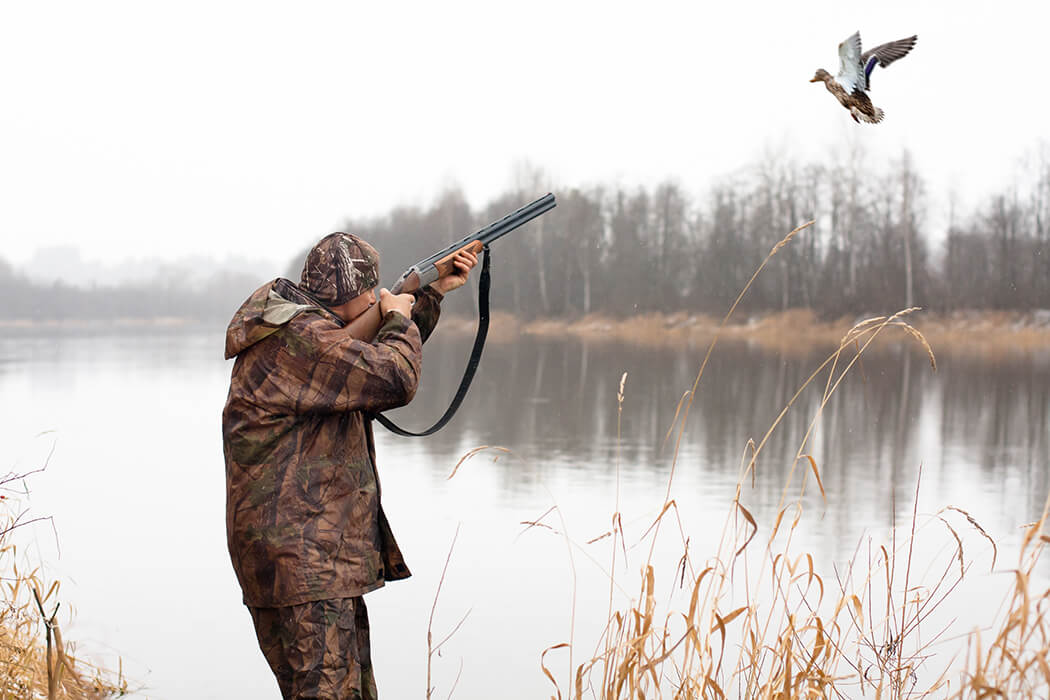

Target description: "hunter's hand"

left=431, top=250, right=478, bottom=295
left=379, top=288, right=414, bottom=318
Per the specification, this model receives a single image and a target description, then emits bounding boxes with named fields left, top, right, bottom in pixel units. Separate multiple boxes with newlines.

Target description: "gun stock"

left=343, top=194, right=555, bottom=342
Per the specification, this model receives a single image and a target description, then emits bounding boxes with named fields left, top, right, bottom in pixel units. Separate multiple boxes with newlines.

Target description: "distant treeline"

left=0, top=259, right=264, bottom=322
left=5, top=147, right=1049, bottom=323
left=290, top=148, right=1050, bottom=320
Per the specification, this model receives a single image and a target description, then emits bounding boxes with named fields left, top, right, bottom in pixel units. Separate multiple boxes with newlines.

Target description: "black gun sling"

left=372, top=245, right=492, bottom=437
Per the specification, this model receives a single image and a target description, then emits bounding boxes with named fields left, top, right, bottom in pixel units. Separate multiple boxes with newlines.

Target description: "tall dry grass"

left=0, top=460, right=127, bottom=699
left=520, top=223, right=1049, bottom=699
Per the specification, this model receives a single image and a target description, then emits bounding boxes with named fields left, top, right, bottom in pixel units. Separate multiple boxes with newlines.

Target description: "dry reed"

left=0, top=464, right=127, bottom=699
left=521, top=223, right=1050, bottom=699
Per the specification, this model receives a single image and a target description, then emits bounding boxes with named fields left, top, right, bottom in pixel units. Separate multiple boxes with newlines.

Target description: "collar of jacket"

left=272, top=278, right=346, bottom=328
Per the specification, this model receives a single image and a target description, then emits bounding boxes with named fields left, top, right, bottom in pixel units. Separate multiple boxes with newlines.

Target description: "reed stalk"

left=527, top=223, right=1049, bottom=699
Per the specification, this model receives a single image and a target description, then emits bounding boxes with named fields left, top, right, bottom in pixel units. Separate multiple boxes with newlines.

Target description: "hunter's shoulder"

left=281, top=312, right=353, bottom=353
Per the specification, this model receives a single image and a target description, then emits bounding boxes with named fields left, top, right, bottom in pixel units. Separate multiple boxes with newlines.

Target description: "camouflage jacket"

left=222, top=278, right=441, bottom=608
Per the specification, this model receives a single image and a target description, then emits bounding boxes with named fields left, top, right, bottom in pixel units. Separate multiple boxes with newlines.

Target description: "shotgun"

left=345, top=192, right=557, bottom=341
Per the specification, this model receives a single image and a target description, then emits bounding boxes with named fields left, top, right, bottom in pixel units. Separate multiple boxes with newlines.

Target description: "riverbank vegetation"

left=440, top=307, right=1050, bottom=356
left=535, top=314, right=1049, bottom=697
left=0, top=468, right=126, bottom=698
left=509, top=225, right=1050, bottom=698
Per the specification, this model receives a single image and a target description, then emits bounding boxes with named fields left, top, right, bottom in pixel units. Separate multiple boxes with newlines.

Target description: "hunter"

left=222, top=232, right=476, bottom=699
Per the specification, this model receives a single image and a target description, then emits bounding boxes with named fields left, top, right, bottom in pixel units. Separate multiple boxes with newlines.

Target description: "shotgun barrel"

left=343, top=192, right=557, bottom=341
left=391, top=192, right=556, bottom=294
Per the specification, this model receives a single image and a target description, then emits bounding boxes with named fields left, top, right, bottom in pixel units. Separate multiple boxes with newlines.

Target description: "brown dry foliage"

left=0, top=479, right=127, bottom=698
left=521, top=223, right=1050, bottom=699
left=443, top=308, right=1050, bottom=358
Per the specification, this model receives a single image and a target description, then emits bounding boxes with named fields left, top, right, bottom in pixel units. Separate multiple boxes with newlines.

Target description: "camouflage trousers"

left=248, top=596, right=378, bottom=700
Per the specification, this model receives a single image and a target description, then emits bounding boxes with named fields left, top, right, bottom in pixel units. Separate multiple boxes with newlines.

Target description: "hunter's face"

left=334, top=287, right=379, bottom=323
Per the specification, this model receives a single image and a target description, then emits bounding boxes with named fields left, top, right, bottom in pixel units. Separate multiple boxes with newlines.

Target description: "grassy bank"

left=440, top=308, right=1050, bottom=356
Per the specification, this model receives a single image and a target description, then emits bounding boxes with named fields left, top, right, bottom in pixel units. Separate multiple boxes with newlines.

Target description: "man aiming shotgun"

left=221, top=193, right=555, bottom=698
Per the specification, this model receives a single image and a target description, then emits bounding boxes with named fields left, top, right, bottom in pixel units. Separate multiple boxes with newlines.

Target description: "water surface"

left=1, top=324, right=1047, bottom=698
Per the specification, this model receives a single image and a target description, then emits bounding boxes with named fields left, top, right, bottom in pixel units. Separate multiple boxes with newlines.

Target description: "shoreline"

left=4, top=309, right=1050, bottom=355
left=440, top=308, right=1050, bottom=355
left=0, top=316, right=198, bottom=329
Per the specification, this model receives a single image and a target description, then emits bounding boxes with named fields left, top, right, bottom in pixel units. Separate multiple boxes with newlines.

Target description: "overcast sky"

left=2, top=0, right=1047, bottom=270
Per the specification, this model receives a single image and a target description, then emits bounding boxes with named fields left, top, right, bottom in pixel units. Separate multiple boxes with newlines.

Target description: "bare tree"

left=651, top=181, right=691, bottom=309
left=897, top=150, right=920, bottom=309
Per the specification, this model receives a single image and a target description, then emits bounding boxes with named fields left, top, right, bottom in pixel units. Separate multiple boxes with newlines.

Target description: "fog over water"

left=1, top=323, right=1046, bottom=698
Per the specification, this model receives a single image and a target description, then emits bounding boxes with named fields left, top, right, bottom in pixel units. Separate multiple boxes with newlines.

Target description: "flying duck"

left=810, top=32, right=917, bottom=124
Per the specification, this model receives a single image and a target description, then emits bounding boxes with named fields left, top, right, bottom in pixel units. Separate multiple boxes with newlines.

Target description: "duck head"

left=810, top=68, right=831, bottom=83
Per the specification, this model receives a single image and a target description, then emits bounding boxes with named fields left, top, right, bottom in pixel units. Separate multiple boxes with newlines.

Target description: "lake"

left=1, top=320, right=1047, bottom=698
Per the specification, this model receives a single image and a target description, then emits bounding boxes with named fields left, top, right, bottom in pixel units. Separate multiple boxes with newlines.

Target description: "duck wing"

left=836, top=31, right=865, bottom=93
left=861, top=35, right=917, bottom=88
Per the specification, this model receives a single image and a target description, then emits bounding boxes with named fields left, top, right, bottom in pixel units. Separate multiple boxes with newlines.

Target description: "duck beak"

left=809, top=76, right=820, bottom=82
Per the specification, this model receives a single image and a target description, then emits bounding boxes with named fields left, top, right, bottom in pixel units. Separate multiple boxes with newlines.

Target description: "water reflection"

left=1, top=326, right=1047, bottom=698
left=3, top=325, right=1045, bottom=549
left=940, top=352, right=1050, bottom=516
left=390, top=329, right=1049, bottom=555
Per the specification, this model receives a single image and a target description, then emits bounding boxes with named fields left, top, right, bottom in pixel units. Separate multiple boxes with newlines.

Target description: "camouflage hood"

left=225, top=279, right=338, bottom=360
left=300, top=233, right=380, bottom=307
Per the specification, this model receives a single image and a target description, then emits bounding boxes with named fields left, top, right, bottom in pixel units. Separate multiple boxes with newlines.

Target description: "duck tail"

left=853, top=106, right=885, bottom=124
